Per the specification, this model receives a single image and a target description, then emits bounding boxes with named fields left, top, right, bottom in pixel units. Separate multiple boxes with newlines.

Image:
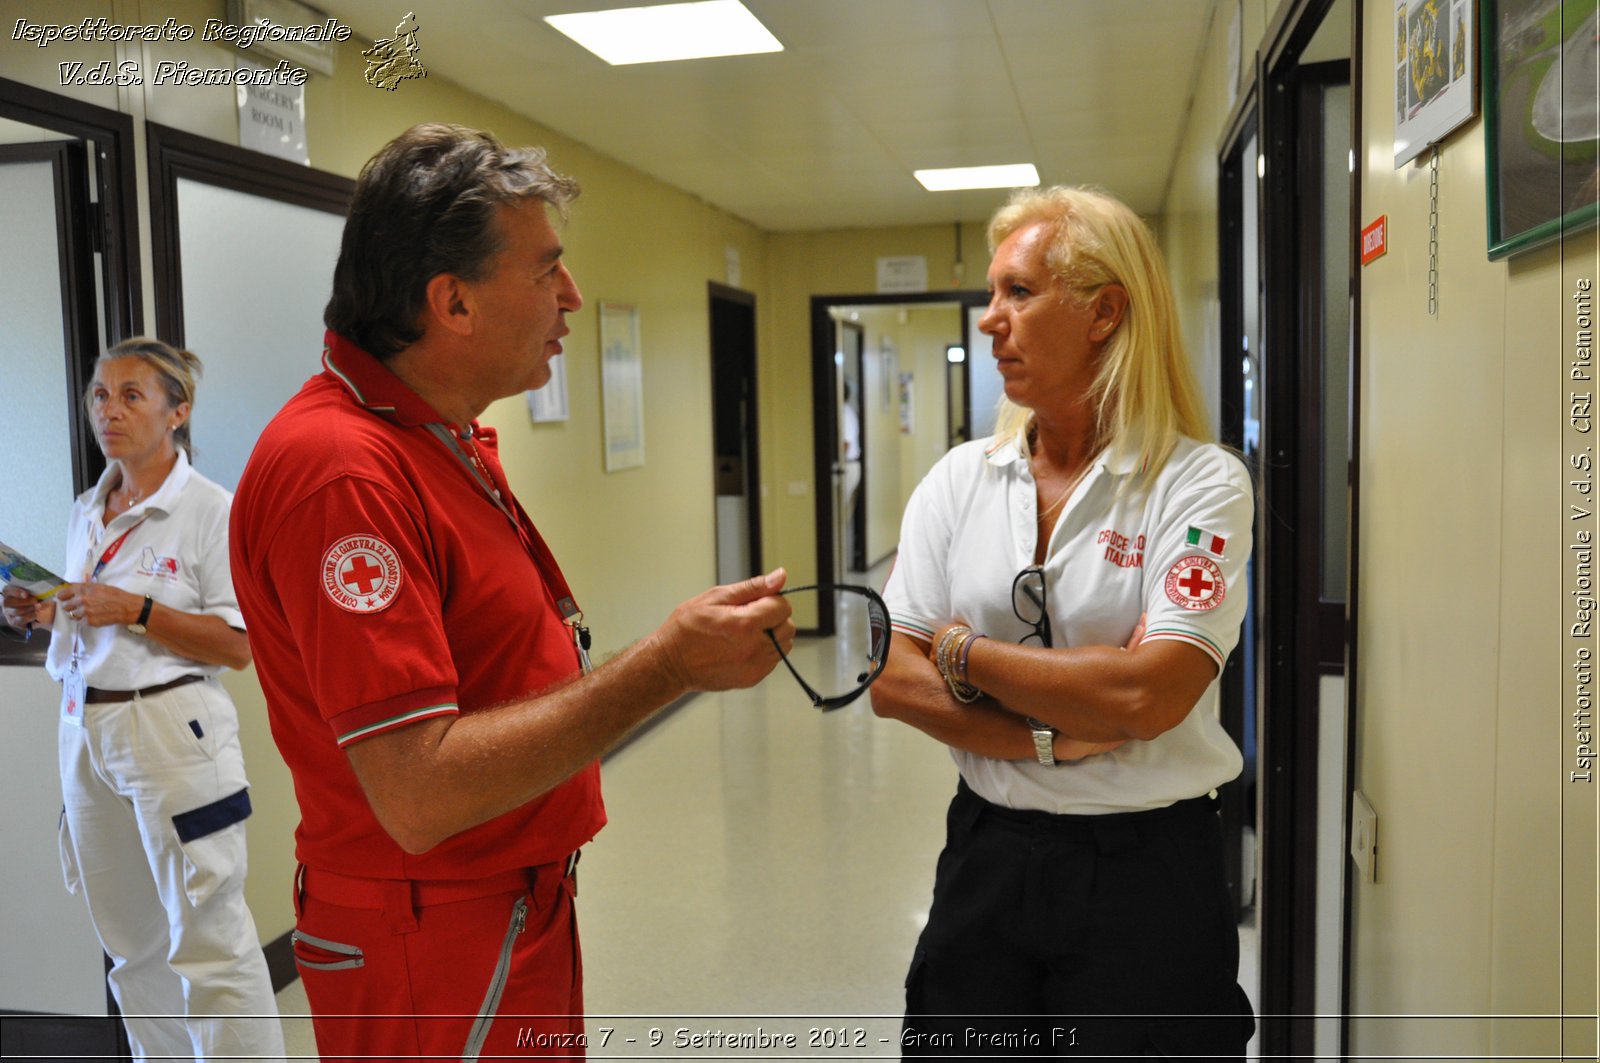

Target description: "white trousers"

left=58, top=678, right=286, bottom=1062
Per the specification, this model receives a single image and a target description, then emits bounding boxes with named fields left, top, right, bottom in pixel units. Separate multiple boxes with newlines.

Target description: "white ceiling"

left=314, top=0, right=1221, bottom=231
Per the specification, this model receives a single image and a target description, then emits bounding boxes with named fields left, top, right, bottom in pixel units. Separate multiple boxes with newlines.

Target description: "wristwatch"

left=128, top=595, right=154, bottom=635
left=1026, top=717, right=1057, bottom=766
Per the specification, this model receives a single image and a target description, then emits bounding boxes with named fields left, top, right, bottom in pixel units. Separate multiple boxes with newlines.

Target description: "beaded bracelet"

left=958, top=631, right=985, bottom=687
left=935, top=625, right=983, bottom=703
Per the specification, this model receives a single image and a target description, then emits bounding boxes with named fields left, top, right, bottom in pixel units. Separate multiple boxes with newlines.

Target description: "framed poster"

left=599, top=302, right=645, bottom=471
left=1394, top=0, right=1479, bottom=166
left=526, top=352, right=569, bottom=423
left=1484, top=0, right=1600, bottom=258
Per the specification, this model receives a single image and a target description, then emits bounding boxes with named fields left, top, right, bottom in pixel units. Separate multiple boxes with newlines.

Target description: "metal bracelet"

left=936, top=625, right=982, bottom=703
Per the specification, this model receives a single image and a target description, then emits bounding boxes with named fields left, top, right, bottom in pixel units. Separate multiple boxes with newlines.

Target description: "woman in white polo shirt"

left=873, top=186, right=1255, bottom=1059
left=2, top=338, right=284, bottom=1061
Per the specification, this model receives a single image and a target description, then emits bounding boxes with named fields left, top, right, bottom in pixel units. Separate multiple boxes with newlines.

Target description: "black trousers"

left=901, top=781, right=1254, bottom=1061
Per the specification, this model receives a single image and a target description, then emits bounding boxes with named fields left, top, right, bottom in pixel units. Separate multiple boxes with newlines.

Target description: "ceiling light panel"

left=913, top=164, right=1041, bottom=192
left=544, top=0, right=783, bottom=65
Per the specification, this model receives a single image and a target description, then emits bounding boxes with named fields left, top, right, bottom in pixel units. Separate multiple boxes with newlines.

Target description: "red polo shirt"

left=231, top=332, right=604, bottom=880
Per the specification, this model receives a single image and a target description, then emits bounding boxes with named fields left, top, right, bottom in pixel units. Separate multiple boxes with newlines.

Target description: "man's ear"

left=1090, top=283, right=1129, bottom=341
left=423, top=273, right=475, bottom=337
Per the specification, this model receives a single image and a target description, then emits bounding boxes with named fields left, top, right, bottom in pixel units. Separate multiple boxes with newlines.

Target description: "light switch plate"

left=1350, top=789, right=1378, bottom=884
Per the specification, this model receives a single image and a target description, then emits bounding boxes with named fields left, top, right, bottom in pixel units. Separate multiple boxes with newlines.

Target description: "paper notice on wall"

left=876, top=256, right=928, bottom=294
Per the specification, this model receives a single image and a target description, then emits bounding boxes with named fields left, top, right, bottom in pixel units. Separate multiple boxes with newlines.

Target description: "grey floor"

left=275, top=560, right=1260, bottom=1059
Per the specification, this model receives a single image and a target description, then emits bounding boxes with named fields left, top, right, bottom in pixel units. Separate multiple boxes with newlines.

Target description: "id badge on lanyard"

left=61, top=664, right=86, bottom=726
left=557, top=596, right=593, bottom=675
left=62, top=515, right=145, bottom=725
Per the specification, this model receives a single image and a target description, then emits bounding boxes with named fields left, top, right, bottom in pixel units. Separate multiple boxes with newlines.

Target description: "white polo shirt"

left=45, top=450, right=244, bottom=690
left=884, top=430, right=1254, bottom=814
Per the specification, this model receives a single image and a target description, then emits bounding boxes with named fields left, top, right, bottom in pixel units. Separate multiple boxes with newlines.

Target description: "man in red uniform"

left=230, top=124, right=795, bottom=1060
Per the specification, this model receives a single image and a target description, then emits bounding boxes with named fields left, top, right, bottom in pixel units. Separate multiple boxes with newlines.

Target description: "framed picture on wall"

left=1393, top=0, right=1478, bottom=166
left=599, top=302, right=645, bottom=471
left=526, top=354, right=569, bottom=423
left=1483, top=0, right=1600, bottom=258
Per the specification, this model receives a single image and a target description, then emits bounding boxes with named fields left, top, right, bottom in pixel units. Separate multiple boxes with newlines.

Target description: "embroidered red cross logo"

left=340, top=554, right=384, bottom=595
left=1178, top=567, right=1214, bottom=598
left=1164, top=554, right=1225, bottom=612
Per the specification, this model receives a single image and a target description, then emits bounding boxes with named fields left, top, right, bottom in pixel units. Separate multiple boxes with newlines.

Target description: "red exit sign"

left=1361, top=215, right=1387, bottom=265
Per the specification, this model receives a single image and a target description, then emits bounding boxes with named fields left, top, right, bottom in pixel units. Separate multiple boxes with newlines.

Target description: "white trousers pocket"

left=172, top=788, right=252, bottom=907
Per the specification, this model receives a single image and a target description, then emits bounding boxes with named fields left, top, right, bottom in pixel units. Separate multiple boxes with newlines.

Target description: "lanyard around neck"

left=88, top=517, right=147, bottom=583
left=70, top=514, right=147, bottom=664
left=425, top=423, right=520, bottom=527
left=423, top=422, right=593, bottom=673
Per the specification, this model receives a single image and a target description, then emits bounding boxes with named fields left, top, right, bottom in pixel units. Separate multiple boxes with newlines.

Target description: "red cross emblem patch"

left=321, top=535, right=404, bottom=614
left=1164, top=555, right=1226, bottom=611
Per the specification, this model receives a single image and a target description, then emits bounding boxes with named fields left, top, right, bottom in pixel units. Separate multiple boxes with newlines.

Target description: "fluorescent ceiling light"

left=544, top=0, right=782, bottom=66
left=914, top=164, right=1040, bottom=192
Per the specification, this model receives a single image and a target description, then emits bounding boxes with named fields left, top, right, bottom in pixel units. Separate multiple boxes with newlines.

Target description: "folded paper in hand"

left=0, top=540, right=66, bottom=599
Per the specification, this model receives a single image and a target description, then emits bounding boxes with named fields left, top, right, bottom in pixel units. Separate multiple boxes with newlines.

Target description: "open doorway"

left=1233, top=0, right=1359, bottom=1057
left=709, top=282, right=762, bottom=583
left=838, top=320, right=866, bottom=576
left=807, top=291, right=988, bottom=634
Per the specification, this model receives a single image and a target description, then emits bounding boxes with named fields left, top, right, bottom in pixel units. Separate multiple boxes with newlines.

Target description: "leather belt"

left=85, top=674, right=205, bottom=704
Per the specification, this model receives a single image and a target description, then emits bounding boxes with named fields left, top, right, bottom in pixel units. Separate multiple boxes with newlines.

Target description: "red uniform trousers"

left=290, top=857, right=584, bottom=1061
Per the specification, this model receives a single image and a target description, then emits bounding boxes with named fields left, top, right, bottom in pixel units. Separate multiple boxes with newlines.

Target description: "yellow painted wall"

left=897, top=305, right=966, bottom=501
left=1350, top=2, right=1596, bottom=1056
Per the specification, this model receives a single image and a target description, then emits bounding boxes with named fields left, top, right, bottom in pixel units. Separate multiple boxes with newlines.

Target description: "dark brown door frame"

left=839, top=320, right=867, bottom=574
left=1338, top=1, right=1366, bottom=1051
left=1254, top=0, right=1363, bottom=1058
left=1295, top=60, right=1354, bottom=676
left=1216, top=82, right=1259, bottom=925
left=808, top=290, right=988, bottom=635
left=707, top=281, right=763, bottom=578
left=0, top=78, right=142, bottom=505
left=145, top=123, right=352, bottom=345
left=0, top=75, right=142, bottom=1060
left=0, top=77, right=141, bottom=349
left=0, top=140, right=95, bottom=667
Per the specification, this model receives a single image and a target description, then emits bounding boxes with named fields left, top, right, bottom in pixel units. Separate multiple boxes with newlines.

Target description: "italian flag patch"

left=1185, top=526, right=1227, bottom=557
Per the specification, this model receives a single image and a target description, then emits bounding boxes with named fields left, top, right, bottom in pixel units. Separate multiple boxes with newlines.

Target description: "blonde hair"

left=987, top=186, right=1209, bottom=487
left=90, top=337, right=203, bottom=458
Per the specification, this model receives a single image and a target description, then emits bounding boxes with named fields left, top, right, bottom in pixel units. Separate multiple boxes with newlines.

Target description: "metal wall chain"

left=1428, top=146, right=1440, bottom=317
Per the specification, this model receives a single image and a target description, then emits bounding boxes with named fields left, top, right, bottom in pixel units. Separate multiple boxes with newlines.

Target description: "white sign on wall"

left=236, top=62, right=308, bottom=164
left=876, top=255, right=928, bottom=294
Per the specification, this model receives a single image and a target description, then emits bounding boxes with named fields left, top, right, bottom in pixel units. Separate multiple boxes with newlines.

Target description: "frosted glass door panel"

left=0, top=158, right=76, bottom=574
left=177, top=178, right=344, bottom=491
left=0, top=153, right=107, bottom=1015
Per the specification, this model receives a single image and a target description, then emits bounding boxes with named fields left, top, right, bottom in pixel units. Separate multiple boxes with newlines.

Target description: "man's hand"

left=654, top=568, right=795, bottom=692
